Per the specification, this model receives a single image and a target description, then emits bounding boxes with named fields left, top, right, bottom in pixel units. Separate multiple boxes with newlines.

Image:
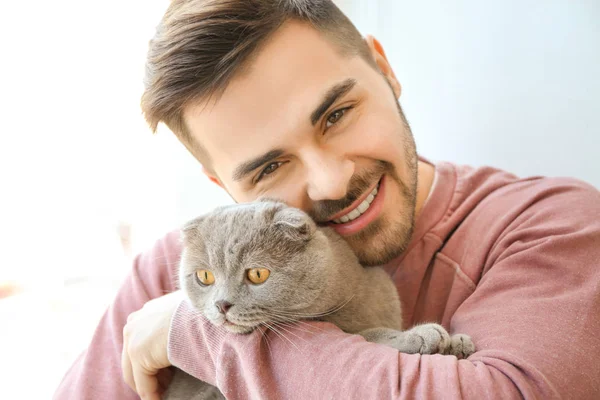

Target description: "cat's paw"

left=405, top=323, right=451, bottom=355
left=448, top=334, right=475, bottom=359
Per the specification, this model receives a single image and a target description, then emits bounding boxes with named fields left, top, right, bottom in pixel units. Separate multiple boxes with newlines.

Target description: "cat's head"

left=179, top=200, right=332, bottom=333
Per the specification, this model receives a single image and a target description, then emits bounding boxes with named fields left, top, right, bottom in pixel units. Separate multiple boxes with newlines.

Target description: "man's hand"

left=122, top=290, right=185, bottom=400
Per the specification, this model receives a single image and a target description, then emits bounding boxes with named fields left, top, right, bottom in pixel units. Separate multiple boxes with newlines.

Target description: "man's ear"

left=365, top=35, right=401, bottom=99
left=202, top=166, right=224, bottom=188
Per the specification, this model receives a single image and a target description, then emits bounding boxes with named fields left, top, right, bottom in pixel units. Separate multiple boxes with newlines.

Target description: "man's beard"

left=308, top=102, right=419, bottom=266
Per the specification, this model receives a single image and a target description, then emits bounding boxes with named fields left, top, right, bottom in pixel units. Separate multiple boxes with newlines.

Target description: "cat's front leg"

left=359, top=323, right=473, bottom=358
left=448, top=333, right=476, bottom=359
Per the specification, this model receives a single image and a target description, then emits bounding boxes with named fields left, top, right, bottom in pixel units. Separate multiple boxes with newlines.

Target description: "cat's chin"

left=222, top=322, right=255, bottom=334
left=213, top=320, right=256, bottom=334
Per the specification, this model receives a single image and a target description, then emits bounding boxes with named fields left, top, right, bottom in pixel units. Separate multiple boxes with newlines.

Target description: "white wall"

left=342, top=0, right=600, bottom=188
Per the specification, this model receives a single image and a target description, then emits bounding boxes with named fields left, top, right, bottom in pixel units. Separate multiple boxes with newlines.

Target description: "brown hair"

left=141, top=0, right=375, bottom=168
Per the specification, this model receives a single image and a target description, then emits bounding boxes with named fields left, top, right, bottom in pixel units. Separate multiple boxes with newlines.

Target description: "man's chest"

left=389, top=235, right=478, bottom=330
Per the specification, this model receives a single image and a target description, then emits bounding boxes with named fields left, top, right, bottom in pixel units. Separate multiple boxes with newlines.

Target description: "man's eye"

left=325, top=107, right=351, bottom=129
left=256, top=162, right=282, bottom=182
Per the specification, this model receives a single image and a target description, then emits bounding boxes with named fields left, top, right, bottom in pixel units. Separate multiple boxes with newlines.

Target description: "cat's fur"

left=164, top=200, right=474, bottom=400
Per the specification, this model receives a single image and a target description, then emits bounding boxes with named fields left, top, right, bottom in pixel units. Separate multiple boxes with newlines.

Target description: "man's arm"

left=167, top=185, right=600, bottom=399
left=53, top=231, right=181, bottom=400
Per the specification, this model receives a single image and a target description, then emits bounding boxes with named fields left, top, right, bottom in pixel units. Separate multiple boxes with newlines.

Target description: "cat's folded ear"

left=181, top=216, right=204, bottom=242
left=273, top=207, right=316, bottom=242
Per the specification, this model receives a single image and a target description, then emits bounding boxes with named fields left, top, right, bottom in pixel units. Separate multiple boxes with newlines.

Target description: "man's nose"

left=305, top=152, right=354, bottom=202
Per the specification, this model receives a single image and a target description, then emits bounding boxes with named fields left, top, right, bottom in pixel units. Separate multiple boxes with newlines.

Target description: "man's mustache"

left=308, top=160, right=393, bottom=223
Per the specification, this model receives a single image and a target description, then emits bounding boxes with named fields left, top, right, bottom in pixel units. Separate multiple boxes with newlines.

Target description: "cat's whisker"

left=264, top=296, right=353, bottom=317
left=270, top=319, right=322, bottom=335
left=314, top=295, right=356, bottom=317
left=264, top=322, right=301, bottom=353
left=271, top=322, right=308, bottom=344
left=262, top=322, right=287, bottom=346
left=259, top=302, right=315, bottom=313
left=258, top=309, right=334, bottom=335
left=265, top=302, right=315, bottom=312
left=260, top=313, right=325, bottom=335
left=261, top=308, right=326, bottom=318
left=262, top=295, right=355, bottom=320
left=258, top=323, right=274, bottom=359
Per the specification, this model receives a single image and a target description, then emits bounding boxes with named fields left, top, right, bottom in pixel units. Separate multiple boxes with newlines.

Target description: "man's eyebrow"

left=310, top=78, right=357, bottom=126
left=232, top=149, right=285, bottom=182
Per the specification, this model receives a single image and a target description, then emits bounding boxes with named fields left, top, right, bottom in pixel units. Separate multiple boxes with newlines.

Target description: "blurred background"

left=0, top=0, right=598, bottom=398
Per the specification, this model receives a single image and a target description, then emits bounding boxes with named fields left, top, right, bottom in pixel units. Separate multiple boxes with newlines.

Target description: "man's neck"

left=414, top=160, right=436, bottom=220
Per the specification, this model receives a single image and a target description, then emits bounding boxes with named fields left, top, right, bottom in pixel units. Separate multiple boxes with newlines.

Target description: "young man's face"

left=183, top=22, right=418, bottom=266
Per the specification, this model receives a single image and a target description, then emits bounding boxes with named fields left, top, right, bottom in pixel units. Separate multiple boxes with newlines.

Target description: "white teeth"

left=347, top=209, right=361, bottom=220
left=331, top=182, right=380, bottom=224
left=357, top=200, right=369, bottom=214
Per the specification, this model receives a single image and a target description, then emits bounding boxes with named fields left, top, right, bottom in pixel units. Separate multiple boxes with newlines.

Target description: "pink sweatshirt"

left=54, top=161, right=600, bottom=399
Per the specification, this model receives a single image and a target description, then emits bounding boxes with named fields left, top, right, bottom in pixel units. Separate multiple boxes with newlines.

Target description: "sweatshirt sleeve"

left=53, top=231, right=181, bottom=400
left=167, top=183, right=600, bottom=400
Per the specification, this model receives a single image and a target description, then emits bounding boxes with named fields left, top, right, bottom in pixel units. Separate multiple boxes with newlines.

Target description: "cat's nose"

left=215, top=300, right=233, bottom=314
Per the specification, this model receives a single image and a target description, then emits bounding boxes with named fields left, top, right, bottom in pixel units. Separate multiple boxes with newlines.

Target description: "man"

left=54, top=1, right=600, bottom=399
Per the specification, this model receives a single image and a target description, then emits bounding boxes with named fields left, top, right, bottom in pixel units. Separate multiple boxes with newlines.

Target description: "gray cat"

left=164, top=200, right=474, bottom=400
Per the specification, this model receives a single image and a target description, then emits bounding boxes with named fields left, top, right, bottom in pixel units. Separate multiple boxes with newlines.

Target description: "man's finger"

left=121, top=341, right=136, bottom=393
left=132, top=364, right=161, bottom=400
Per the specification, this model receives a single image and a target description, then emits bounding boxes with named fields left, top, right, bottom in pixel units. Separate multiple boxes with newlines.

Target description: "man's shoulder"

left=442, top=161, right=599, bottom=221
left=434, top=162, right=599, bottom=276
left=465, top=167, right=599, bottom=222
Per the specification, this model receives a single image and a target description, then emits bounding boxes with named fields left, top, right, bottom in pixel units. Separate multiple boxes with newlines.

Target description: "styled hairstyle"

left=141, top=0, right=375, bottom=164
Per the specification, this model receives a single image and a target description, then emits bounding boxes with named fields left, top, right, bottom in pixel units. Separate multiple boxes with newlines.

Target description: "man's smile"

left=327, top=175, right=386, bottom=236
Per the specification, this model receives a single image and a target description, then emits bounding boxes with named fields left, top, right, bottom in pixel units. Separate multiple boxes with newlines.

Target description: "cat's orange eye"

left=247, top=268, right=270, bottom=284
left=196, top=269, right=215, bottom=286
